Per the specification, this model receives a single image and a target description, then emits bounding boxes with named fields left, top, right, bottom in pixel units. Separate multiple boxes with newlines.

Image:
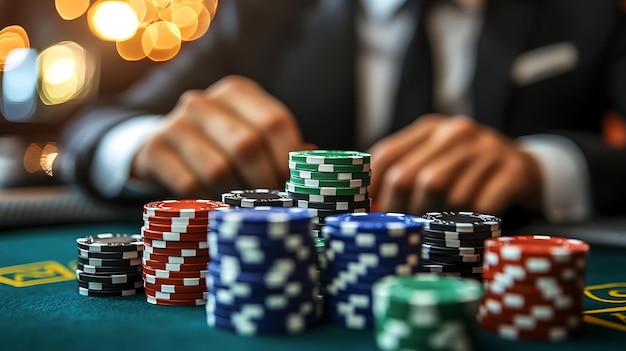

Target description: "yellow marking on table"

left=584, top=282, right=626, bottom=303
left=0, top=261, right=75, bottom=287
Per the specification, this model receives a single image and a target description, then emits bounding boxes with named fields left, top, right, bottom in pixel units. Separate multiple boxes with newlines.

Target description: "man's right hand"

left=131, top=75, right=307, bottom=199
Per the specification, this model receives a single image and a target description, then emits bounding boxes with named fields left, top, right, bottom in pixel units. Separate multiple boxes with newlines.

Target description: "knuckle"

left=201, top=157, right=231, bottom=183
left=231, top=130, right=263, bottom=157
left=214, top=75, right=257, bottom=93
left=383, top=166, right=413, bottom=193
left=178, top=90, right=205, bottom=108
left=172, top=175, right=198, bottom=196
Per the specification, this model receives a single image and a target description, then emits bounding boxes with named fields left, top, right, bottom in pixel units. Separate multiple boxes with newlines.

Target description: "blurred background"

left=0, top=0, right=217, bottom=227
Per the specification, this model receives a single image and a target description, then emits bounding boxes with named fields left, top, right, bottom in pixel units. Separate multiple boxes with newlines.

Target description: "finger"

left=446, top=148, right=501, bottom=210
left=179, top=90, right=282, bottom=189
left=207, top=76, right=303, bottom=180
left=407, top=143, right=476, bottom=214
left=368, top=114, right=443, bottom=198
left=472, top=159, right=523, bottom=216
left=163, top=116, right=243, bottom=195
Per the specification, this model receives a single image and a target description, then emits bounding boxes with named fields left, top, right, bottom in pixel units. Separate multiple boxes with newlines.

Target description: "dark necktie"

left=391, top=0, right=434, bottom=131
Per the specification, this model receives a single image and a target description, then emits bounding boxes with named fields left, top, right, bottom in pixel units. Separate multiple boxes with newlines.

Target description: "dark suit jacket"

left=60, top=0, right=626, bottom=216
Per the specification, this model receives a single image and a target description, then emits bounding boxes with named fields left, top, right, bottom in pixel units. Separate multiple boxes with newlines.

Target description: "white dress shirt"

left=91, top=0, right=592, bottom=222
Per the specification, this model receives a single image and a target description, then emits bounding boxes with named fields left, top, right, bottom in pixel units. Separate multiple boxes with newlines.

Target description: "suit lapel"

left=472, top=0, right=537, bottom=130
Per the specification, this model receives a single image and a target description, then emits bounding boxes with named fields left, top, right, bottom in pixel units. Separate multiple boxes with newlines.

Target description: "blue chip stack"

left=206, top=207, right=321, bottom=335
left=322, top=212, right=425, bottom=329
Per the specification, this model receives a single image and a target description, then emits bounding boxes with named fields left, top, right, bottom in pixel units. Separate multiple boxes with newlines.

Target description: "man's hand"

left=369, top=114, right=542, bottom=216
left=132, top=75, right=307, bottom=199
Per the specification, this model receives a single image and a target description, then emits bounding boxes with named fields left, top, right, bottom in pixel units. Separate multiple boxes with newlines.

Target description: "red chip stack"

left=142, top=199, right=229, bottom=306
left=479, top=235, right=589, bottom=341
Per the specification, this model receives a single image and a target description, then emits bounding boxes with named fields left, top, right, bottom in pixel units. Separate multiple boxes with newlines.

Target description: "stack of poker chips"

left=221, top=189, right=294, bottom=208
left=322, top=212, right=424, bottom=329
left=76, top=233, right=144, bottom=297
left=286, top=150, right=372, bottom=238
left=478, top=235, right=589, bottom=341
left=419, top=211, right=502, bottom=280
left=206, top=207, right=320, bottom=335
left=142, top=199, right=229, bottom=306
left=372, top=274, right=484, bottom=351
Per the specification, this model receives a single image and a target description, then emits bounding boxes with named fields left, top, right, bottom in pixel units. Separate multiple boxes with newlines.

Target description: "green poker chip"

left=285, top=181, right=368, bottom=196
left=289, top=169, right=371, bottom=180
left=288, top=161, right=370, bottom=173
left=289, top=176, right=371, bottom=188
left=289, top=150, right=371, bottom=165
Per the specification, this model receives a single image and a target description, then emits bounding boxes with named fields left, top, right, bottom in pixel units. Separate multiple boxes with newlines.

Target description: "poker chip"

left=143, top=245, right=209, bottom=257
left=285, top=182, right=368, bottom=196
left=372, top=274, right=483, bottom=350
left=322, top=212, right=424, bottom=329
left=76, top=233, right=143, bottom=253
left=294, top=199, right=371, bottom=211
left=206, top=207, right=320, bottom=334
left=478, top=235, right=589, bottom=341
left=77, top=256, right=142, bottom=267
left=221, top=189, right=294, bottom=208
left=142, top=199, right=226, bottom=306
left=419, top=212, right=502, bottom=280
left=286, top=191, right=369, bottom=203
left=289, top=150, right=371, bottom=165
left=143, top=199, right=229, bottom=217
left=78, top=248, right=142, bottom=260
left=289, top=176, right=371, bottom=188
left=422, top=211, right=502, bottom=232
left=290, top=169, right=371, bottom=180
left=76, top=269, right=142, bottom=284
left=289, top=160, right=370, bottom=173
left=78, top=287, right=142, bottom=297
left=78, top=279, right=143, bottom=291
left=77, top=262, right=142, bottom=275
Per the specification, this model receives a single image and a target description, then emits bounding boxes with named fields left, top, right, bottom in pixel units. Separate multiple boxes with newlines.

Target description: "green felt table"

left=1, top=222, right=625, bottom=351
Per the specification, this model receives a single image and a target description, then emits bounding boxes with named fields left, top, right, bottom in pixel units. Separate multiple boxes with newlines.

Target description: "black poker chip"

left=77, top=262, right=142, bottom=275
left=421, top=263, right=483, bottom=274
left=422, top=211, right=502, bottom=232
left=421, top=243, right=485, bottom=255
left=421, top=251, right=482, bottom=263
left=76, top=269, right=142, bottom=284
left=77, top=279, right=143, bottom=291
left=293, top=198, right=371, bottom=211
left=285, top=191, right=370, bottom=203
left=221, top=189, right=293, bottom=208
left=78, top=287, right=143, bottom=297
left=423, top=228, right=500, bottom=241
left=77, top=256, right=142, bottom=268
left=76, top=233, right=143, bottom=253
left=78, top=248, right=142, bottom=260
left=422, top=236, right=486, bottom=248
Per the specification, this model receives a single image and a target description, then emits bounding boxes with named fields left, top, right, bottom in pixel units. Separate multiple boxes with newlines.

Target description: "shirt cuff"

left=518, top=134, right=592, bottom=223
left=90, top=115, right=162, bottom=198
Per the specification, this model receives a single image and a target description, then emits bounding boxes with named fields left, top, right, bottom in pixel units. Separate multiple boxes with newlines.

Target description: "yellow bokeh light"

left=88, top=1, right=140, bottom=41
left=23, top=143, right=43, bottom=174
left=0, top=25, right=30, bottom=71
left=39, top=42, right=88, bottom=105
left=142, top=21, right=182, bottom=62
left=41, top=142, right=59, bottom=177
left=55, top=0, right=90, bottom=20
left=116, top=24, right=149, bottom=61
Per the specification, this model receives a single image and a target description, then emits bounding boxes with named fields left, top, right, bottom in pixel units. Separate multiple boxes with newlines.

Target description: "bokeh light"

left=88, top=1, right=140, bottom=42
left=41, top=142, right=59, bottom=177
left=55, top=0, right=90, bottom=20
left=59, top=0, right=218, bottom=62
left=0, top=25, right=30, bottom=72
left=1, top=49, right=39, bottom=122
left=39, top=42, right=95, bottom=106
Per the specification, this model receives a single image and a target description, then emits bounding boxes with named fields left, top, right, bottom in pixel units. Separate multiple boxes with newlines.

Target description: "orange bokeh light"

left=55, top=0, right=90, bottom=20
left=0, top=25, right=30, bottom=72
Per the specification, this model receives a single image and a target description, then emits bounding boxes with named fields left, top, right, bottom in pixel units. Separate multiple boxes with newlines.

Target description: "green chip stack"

left=372, top=274, right=484, bottom=351
left=285, top=150, right=372, bottom=238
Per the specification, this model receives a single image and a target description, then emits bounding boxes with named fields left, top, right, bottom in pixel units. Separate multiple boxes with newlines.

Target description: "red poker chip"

left=143, top=245, right=209, bottom=257
left=142, top=272, right=206, bottom=286
left=477, top=313, right=582, bottom=341
left=143, top=251, right=210, bottom=265
left=143, top=214, right=210, bottom=225
left=143, top=238, right=208, bottom=250
left=143, top=260, right=207, bottom=272
left=145, top=287, right=207, bottom=300
left=484, top=236, right=590, bottom=259
left=478, top=304, right=582, bottom=325
left=143, top=199, right=229, bottom=218
left=141, top=227, right=207, bottom=241
left=143, top=221, right=209, bottom=234
left=144, top=281, right=207, bottom=294
left=481, top=267, right=586, bottom=285
left=142, top=266, right=208, bottom=279
left=146, top=295, right=206, bottom=306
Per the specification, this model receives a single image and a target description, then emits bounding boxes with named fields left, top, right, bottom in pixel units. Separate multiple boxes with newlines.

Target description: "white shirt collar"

left=360, top=0, right=484, bottom=22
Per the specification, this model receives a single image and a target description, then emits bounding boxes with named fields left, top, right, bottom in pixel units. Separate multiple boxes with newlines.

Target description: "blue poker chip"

left=211, top=206, right=314, bottom=223
left=421, top=211, right=502, bottom=233
left=326, top=261, right=419, bottom=279
left=209, top=219, right=313, bottom=238
left=327, top=238, right=419, bottom=257
left=210, top=253, right=313, bottom=272
left=207, top=275, right=317, bottom=297
left=326, top=309, right=375, bottom=329
left=325, top=250, right=420, bottom=265
left=207, top=289, right=318, bottom=314
left=323, top=212, right=425, bottom=237
left=208, top=231, right=314, bottom=249
left=322, top=227, right=423, bottom=246
left=208, top=262, right=316, bottom=284
left=206, top=307, right=320, bottom=334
